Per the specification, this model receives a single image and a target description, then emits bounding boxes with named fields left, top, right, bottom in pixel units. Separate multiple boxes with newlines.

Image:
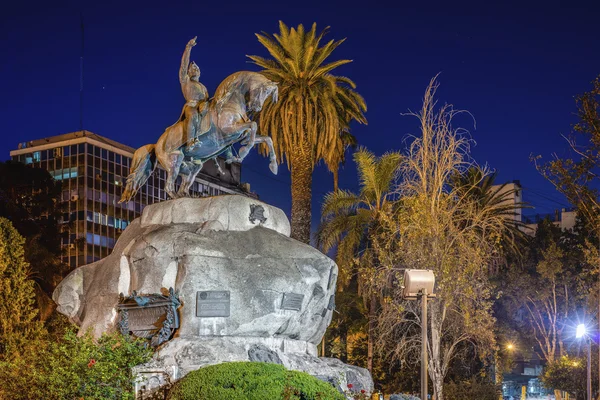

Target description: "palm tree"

left=248, top=22, right=367, bottom=243
left=317, top=147, right=401, bottom=373
left=450, top=167, right=527, bottom=265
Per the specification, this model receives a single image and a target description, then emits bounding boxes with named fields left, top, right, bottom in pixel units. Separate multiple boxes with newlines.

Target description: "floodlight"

left=402, top=269, right=435, bottom=299
left=401, top=269, right=436, bottom=400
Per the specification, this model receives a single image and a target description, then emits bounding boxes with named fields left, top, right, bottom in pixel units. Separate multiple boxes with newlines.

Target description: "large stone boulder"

left=53, top=195, right=372, bottom=397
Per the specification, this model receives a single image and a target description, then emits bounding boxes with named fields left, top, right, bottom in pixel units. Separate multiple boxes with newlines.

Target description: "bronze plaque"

left=196, top=291, right=230, bottom=317
left=127, top=305, right=166, bottom=331
left=281, top=293, right=304, bottom=311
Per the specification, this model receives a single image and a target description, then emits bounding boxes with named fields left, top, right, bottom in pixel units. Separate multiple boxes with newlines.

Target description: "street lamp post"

left=577, top=323, right=592, bottom=400
left=496, top=343, right=515, bottom=400
left=403, top=269, right=436, bottom=400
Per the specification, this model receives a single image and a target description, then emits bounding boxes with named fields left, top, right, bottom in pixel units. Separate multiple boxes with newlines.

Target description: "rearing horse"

left=120, top=71, right=278, bottom=202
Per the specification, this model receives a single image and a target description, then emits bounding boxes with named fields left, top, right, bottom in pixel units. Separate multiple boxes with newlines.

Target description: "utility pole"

left=402, top=269, right=435, bottom=400
left=588, top=338, right=592, bottom=400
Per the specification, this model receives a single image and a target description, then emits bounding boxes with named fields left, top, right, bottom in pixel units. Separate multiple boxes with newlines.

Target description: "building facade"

left=524, top=208, right=577, bottom=236
left=10, top=131, right=254, bottom=268
left=491, top=180, right=523, bottom=223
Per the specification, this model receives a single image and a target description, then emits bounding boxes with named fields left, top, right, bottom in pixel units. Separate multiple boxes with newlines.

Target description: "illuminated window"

left=49, top=167, right=78, bottom=180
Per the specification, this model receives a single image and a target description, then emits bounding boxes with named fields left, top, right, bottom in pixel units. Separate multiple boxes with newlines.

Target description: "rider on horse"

left=179, top=36, right=210, bottom=159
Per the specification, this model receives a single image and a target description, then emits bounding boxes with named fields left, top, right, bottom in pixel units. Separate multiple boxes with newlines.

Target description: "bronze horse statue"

left=120, top=71, right=278, bottom=202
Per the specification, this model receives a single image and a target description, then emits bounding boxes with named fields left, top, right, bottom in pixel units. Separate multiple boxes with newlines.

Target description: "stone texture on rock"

left=140, top=195, right=291, bottom=236
left=53, top=195, right=327, bottom=341
left=53, top=195, right=372, bottom=397
left=136, top=336, right=373, bottom=397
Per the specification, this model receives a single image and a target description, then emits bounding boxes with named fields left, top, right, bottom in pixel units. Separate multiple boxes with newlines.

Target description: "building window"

left=49, top=166, right=78, bottom=181
left=86, top=232, right=116, bottom=249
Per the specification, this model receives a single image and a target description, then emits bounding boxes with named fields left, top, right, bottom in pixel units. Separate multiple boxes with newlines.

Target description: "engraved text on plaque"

left=281, top=292, right=304, bottom=311
left=196, top=291, right=230, bottom=317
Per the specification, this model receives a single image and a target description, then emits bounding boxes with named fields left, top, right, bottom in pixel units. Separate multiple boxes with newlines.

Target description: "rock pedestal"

left=53, top=195, right=373, bottom=398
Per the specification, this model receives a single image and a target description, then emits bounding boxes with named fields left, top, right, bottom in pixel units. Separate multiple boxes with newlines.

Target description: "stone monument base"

left=133, top=336, right=372, bottom=399
left=53, top=195, right=374, bottom=399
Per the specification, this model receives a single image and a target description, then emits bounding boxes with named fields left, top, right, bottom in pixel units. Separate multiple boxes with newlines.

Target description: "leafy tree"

left=499, top=216, right=593, bottom=367
left=0, top=217, right=44, bottom=361
left=509, top=240, right=571, bottom=363
left=534, top=76, right=600, bottom=330
left=371, top=77, right=516, bottom=400
left=322, top=281, right=366, bottom=364
left=450, top=167, right=526, bottom=265
left=0, top=161, right=66, bottom=296
left=318, top=148, right=401, bottom=373
left=249, top=21, right=367, bottom=243
left=450, top=167, right=529, bottom=390
left=536, top=75, right=600, bottom=230
left=541, top=355, right=598, bottom=400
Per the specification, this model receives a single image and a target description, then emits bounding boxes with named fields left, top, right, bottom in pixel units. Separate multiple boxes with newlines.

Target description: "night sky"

left=2, top=0, right=599, bottom=232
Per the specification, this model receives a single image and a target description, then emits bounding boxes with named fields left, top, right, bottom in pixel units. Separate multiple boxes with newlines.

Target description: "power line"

left=521, top=186, right=571, bottom=208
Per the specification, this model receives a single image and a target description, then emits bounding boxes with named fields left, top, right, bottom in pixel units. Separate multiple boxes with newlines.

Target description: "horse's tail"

left=119, top=144, right=157, bottom=203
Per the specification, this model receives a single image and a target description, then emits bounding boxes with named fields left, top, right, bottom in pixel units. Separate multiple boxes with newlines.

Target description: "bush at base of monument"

left=166, top=361, right=346, bottom=400
left=0, top=326, right=152, bottom=400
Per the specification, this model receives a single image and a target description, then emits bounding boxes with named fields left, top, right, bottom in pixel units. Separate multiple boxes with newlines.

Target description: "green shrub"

left=167, top=361, right=346, bottom=400
left=0, top=326, right=152, bottom=400
left=541, top=355, right=587, bottom=399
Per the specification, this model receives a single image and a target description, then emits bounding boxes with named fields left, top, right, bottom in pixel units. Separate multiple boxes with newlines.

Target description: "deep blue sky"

left=1, top=0, right=599, bottom=230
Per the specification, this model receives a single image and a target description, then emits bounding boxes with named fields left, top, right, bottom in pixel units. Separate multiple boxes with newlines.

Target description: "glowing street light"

left=577, top=323, right=587, bottom=339
left=506, top=343, right=514, bottom=351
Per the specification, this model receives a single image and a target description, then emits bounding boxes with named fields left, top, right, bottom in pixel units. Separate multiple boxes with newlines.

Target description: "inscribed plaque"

left=196, top=291, right=230, bottom=317
left=281, top=293, right=304, bottom=311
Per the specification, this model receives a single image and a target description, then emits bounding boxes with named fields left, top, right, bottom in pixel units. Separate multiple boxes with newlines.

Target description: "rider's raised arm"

left=180, top=37, right=196, bottom=84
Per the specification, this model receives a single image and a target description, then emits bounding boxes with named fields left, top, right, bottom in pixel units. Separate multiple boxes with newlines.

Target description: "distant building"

left=524, top=208, right=577, bottom=236
left=491, top=180, right=578, bottom=236
left=491, top=180, right=523, bottom=223
left=10, top=131, right=254, bottom=268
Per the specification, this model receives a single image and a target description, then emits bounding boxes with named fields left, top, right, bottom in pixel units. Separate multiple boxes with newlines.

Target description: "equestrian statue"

left=120, top=36, right=278, bottom=202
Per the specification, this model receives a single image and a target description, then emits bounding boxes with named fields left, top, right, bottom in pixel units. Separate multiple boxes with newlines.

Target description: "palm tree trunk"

left=290, top=141, right=314, bottom=244
left=333, top=168, right=339, bottom=192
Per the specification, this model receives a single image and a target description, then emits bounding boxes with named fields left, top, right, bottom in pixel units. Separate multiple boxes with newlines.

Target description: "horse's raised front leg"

left=253, top=134, right=278, bottom=175
left=238, top=121, right=257, bottom=160
left=220, top=121, right=256, bottom=161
